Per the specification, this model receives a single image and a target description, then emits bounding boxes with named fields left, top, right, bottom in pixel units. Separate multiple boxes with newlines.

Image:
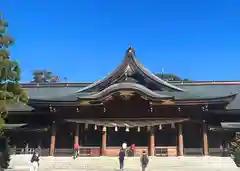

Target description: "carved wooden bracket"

left=161, top=100, right=175, bottom=105
left=79, top=100, right=90, bottom=105
left=119, top=91, right=134, bottom=100
left=104, top=95, right=113, bottom=102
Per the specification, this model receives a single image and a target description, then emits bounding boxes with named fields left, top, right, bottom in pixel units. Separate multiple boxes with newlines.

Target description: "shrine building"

left=4, top=47, right=240, bottom=157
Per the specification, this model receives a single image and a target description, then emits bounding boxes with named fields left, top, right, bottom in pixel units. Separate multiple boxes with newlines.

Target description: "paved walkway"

left=9, top=156, right=240, bottom=171
left=6, top=168, right=240, bottom=171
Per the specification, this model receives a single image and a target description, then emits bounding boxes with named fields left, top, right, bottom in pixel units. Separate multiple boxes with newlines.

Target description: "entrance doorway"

left=107, top=127, right=148, bottom=147
left=183, top=122, right=203, bottom=156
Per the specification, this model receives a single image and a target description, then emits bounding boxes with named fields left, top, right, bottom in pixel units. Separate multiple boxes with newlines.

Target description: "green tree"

left=155, top=73, right=191, bottom=81
left=155, top=73, right=182, bottom=81
left=230, top=133, right=240, bottom=153
left=230, top=132, right=240, bottom=166
left=0, top=12, right=28, bottom=129
left=31, top=69, right=60, bottom=83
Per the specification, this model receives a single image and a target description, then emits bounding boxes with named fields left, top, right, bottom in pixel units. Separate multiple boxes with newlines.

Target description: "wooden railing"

left=209, top=148, right=229, bottom=156
left=55, top=147, right=100, bottom=157
left=79, top=147, right=100, bottom=156
left=9, top=148, right=50, bottom=156
left=54, top=148, right=72, bottom=156
left=104, top=146, right=177, bottom=156
left=184, top=148, right=229, bottom=156
left=9, top=147, right=226, bottom=157
left=184, top=148, right=203, bottom=156
left=104, top=146, right=148, bottom=156
left=155, top=146, right=177, bottom=156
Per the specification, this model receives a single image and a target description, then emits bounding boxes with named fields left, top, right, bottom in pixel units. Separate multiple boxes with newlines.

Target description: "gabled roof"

left=13, top=82, right=239, bottom=112
left=73, top=47, right=235, bottom=104
left=76, top=82, right=236, bottom=104
left=26, top=47, right=236, bottom=108
left=77, top=47, right=184, bottom=94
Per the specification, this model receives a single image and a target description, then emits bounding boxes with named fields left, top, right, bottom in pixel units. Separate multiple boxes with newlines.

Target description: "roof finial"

left=127, top=45, right=135, bottom=53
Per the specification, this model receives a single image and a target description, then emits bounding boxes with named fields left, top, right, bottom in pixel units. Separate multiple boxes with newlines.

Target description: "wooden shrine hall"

left=4, top=47, right=239, bottom=157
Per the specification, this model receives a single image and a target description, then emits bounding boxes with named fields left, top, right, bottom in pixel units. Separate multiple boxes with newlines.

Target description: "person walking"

left=74, top=142, right=79, bottom=159
left=119, top=148, right=125, bottom=170
left=122, top=142, right=127, bottom=156
left=30, top=151, right=39, bottom=171
left=140, top=150, right=149, bottom=171
left=131, top=144, right=136, bottom=157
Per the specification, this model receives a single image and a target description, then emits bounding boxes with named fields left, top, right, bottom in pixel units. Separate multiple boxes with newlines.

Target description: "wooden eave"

left=77, top=82, right=174, bottom=102
left=151, top=93, right=237, bottom=106
left=27, top=93, right=236, bottom=109
left=77, top=84, right=237, bottom=106
left=65, top=118, right=189, bottom=127
left=28, top=99, right=100, bottom=108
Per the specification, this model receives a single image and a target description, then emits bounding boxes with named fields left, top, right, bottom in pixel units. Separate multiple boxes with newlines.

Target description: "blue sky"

left=2, top=0, right=240, bottom=82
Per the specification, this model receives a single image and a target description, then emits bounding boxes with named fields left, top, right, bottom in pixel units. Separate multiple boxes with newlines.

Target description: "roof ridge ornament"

left=127, top=45, right=135, bottom=54
left=124, top=64, right=134, bottom=76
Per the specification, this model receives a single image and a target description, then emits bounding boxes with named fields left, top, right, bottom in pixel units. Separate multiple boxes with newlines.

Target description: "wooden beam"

left=74, top=123, right=79, bottom=145
left=50, top=121, right=56, bottom=156
left=65, top=118, right=189, bottom=127
left=101, top=127, right=107, bottom=156
left=203, top=122, right=209, bottom=155
left=149, top=127, right=155, bottom=156
left=177, top=123, right=184, bottom=156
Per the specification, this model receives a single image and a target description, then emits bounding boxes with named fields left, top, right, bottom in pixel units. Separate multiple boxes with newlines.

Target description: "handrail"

left=9, top=148, right=50, bottom=156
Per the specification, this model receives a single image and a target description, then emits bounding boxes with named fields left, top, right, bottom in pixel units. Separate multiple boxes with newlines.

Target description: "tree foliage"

left=155, top=73, right=182, bottom=81
left=229, top=132, right=240, bottom=167
left=31, top=69, right=60, bottom=83
left=155, top=73, right=191, bottom=81
left=0, top=12, right=28, bottom=129
left=0, top=136, right=10, bottom=168
left=230, top=133, right=240, bottom=153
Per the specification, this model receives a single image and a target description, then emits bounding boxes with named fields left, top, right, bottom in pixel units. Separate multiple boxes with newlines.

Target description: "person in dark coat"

left=30, top=151, right=40, bottom=171
left=119, top=148, right=125, bottom=170
left=140, top=150, right=149, bottom=171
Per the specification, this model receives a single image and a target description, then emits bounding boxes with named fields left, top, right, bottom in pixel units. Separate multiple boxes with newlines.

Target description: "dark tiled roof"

left=27, top=87, right=82, bottom=99
left=3, top=124, right=27, bottom=129
left=14, top=47, right=240, bottom=111
left=8, top=103, right=33, bottom=112
left=8, top=86, right=83, bottom=112
left=176, top=84, right=240, bottom=109
left=14, top=81, right=240, bottom=111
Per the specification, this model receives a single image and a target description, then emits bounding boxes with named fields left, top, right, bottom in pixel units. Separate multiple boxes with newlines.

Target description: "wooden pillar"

left=101, top=127, right=107, bottom=156
left=177, top=123, right=184, bottom=156
left=149, top=127, right=155, bottom=156
left=50, top=121, right=56, bottom=156
left=202, top=122, right=209, bottom=155
left=74, top=123, right=79, bottom=145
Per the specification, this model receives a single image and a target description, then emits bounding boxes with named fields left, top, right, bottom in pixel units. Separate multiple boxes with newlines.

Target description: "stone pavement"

left=8, top=155, right=240, bottom=171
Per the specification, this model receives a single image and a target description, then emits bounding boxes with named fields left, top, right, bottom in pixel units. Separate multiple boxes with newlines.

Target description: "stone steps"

left=9, top=155, right=238, bottom=170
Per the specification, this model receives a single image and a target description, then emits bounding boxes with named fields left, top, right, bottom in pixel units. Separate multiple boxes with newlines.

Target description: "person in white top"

left=122, top=142, right=127, bottom=156
left=122, top=142, right=127, bottom=150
